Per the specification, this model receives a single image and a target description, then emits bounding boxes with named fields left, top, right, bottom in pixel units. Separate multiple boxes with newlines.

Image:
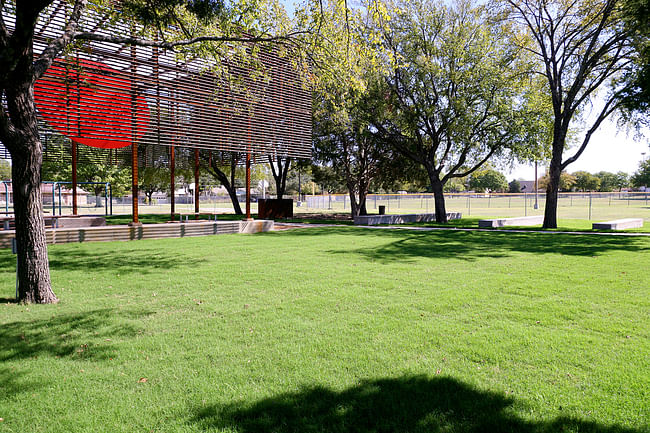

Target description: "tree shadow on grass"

left=0, top=246, right=205, bottom=274
left=273, top=227, right=650, bottom=262
left=0, top=308, right=152, bottom=362
left=190, top=375, right=643, bottom=433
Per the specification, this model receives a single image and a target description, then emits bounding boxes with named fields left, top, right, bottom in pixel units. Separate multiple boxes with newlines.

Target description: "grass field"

left=1, top=227, right=649, bottom=432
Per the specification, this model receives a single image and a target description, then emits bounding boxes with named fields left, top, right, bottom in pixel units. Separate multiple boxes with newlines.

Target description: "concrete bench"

left=353, top=212, right=462, bottom=226
left=592, top=218, right=643, bottom=230
left=478, top=215, right=543, bottom=228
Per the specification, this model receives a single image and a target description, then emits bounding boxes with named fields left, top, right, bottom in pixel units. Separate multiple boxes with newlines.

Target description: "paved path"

left=274, top=222, right=650, bottom=237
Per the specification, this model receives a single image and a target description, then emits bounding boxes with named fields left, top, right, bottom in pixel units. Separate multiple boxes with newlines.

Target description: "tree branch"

left=33, top=0, right=87, bottom=80
left=73, top=30, right=312, bottom=50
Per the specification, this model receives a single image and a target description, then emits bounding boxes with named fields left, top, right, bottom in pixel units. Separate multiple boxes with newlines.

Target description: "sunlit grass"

left=1, top=227, right=648, bottom=432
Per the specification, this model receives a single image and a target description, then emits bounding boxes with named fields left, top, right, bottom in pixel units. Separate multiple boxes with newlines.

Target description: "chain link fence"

left=304, top=192, right=650, bottom=222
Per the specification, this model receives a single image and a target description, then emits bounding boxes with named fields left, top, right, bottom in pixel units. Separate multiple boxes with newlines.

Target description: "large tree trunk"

left=7, top=106, right=56, bottom=303
left=543, top=127, right=567, bottom=229
left=359, top=193, right=368, bottom=216
left=430, top=175, right=448, bottom=223
left=543, top=159, right=562, bottom=229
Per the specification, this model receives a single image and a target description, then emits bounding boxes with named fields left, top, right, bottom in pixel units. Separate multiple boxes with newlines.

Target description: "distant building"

left=518, top=181, right=543, bottom=192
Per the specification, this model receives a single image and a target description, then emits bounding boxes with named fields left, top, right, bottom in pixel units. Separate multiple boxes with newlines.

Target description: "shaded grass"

left=0, top=227, right=648, bottom=432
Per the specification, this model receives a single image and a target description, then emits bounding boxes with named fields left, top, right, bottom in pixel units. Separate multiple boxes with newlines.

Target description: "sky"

left=507, top=118, right=650, bottom=181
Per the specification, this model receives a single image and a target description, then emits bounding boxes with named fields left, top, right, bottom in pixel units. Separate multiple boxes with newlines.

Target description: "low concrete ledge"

left=240, top=219, right=274, bottom=233
left=478, top=215, right=544, bottom=228
left=0, top=219, right=274, bottom=248
left=354, top=212, right=462, bottom=226
left=592, top=218, right=643, bottom=230
left=56, top=216, right=106, bottom=228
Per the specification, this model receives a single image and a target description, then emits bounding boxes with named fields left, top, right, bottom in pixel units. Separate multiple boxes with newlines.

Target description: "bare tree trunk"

left=205, top=153, right=242, bottom=215
left=269, top=156, right=291, bottom=199
left=8, top=117, right=56, bottom=303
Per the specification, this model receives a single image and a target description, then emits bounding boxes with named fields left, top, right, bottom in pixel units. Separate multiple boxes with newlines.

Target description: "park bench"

left=592, top=218, right=643, bottom=230
left=170, top=212, right=220, bottom=222
left=0, top=215, right=106, bottom=230
left=353, top=212, right=462, bottom=226
left=478, top=215, right=544, bottom=228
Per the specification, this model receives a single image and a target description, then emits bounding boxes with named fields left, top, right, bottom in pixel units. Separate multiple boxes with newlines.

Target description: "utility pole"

left=534, top=161, right=539, bottom=210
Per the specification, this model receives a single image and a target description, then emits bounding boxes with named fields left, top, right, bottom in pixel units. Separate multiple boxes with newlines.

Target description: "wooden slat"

left=0, top=220, right=273, bottom=249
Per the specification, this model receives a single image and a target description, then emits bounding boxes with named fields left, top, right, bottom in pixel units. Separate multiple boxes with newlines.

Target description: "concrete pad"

left=592, top=218, right=643, bottom=230
left=478, top=215, right=544, bottom=228
left=353, top=212, right=462, bottom=226
left=240, top=219, right=274, bottom=233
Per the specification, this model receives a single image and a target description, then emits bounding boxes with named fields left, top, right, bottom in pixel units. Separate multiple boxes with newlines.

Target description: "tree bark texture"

left=5, top=89, right=56, bottom=303
left=429, top=175, right=448, bottom=223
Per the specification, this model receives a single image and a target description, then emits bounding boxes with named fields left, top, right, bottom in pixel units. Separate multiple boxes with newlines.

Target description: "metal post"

left=58, top=183, right=62, bottom=215
left=194, top=148, right=200, bottom=219
left=104, top=183, right=109, bottom=215
left=170, top=145, right=175, bottom=221
left=130, top=32, right=139, bottom=225
left=109, top=183, right=113, bottom=215
left=72, top=140, right=78, bottom=215
left=245, top=152, right=251, bottom=220
left=52, top=182, right=56, bottom=216
left=4, top=181, right=8, bottom=214
left=524, top=192, right=527, bottom=216
left=534, top=161, right=539, bottom=210
left=374, top=194, right=377, bottom=209
left=589, top=191, right=592, bottom=220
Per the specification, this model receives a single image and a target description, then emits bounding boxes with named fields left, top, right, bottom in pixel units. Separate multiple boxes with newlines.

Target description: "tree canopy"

left=365, top=0, right=548, bottom=222
left=498, top=0, right=638, bottom=227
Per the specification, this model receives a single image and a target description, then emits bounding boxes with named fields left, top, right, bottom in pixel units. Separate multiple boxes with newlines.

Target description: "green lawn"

left=1, top=228, right=648, bottom=432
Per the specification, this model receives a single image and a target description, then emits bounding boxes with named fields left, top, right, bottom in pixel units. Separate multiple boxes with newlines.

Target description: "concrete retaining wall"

left=354, top=212, right=462, bottom=226
left=478, top=215, right=544, bottom=228
left=592, top=218, right=643, bottom=230
left=0, top=219, right=273, bottom=249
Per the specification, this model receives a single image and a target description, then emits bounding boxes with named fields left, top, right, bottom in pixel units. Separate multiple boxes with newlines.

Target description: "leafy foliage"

left=364, top=0, right=549, bottom=221
left=573, top=171, right=601, bottom=192
left=631, top=158, right=650, bottom=187
left=469, top=168, right=508, bottom=193
left=508, top=179, right=521, bottom=193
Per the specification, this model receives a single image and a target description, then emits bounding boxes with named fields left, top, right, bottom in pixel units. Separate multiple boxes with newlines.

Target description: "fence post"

left=374, top=194, right=377, bottom=209
left=589, top=191, right=592, bottom=220
left=524, top=193, right=527, bottom=216
left=343, top=195, right=346, bottom=210
left=387, top=194, right=390, bottom=212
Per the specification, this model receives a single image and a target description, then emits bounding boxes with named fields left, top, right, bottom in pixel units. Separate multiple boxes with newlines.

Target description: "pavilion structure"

left=1, top=1, right=311, bottom=222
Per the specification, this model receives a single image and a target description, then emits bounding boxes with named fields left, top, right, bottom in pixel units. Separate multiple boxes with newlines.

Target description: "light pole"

left=534, top=161, right=539, bottom=210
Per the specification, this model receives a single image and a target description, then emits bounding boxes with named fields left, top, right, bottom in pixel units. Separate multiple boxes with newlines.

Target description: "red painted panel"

left=34, top=59, right=150, bottom=149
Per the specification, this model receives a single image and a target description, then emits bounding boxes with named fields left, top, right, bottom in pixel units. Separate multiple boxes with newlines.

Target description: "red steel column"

left=170, top=146, right=175, bottom=221
left=71, top=140, right=78, bottom=215
left=130, top=32, right=139, bottom=224
left=245, top=152, right=251, bottom=220
left=194, top=148, right=200, bottom=219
